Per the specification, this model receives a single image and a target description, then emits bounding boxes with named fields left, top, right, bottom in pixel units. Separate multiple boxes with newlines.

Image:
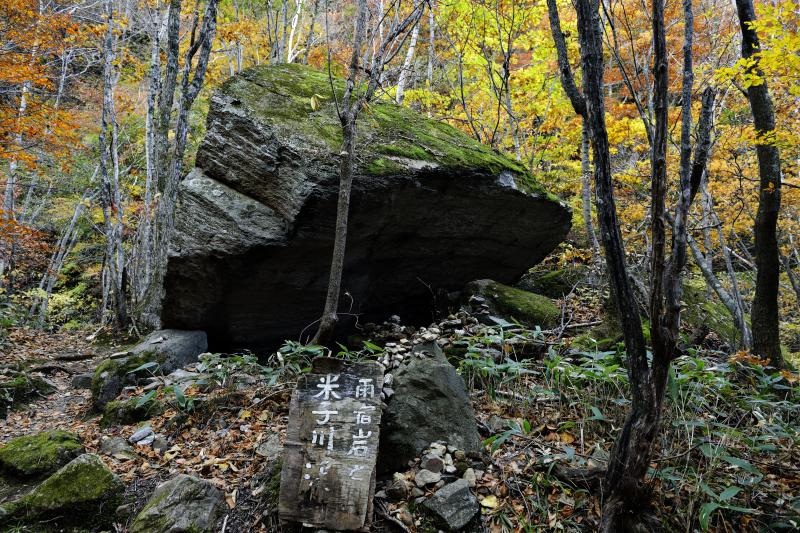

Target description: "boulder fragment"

left=421, top=478, right=479, bottom=531
left=0, top=431, right=84, bottom=479
left=378, top=342, right=481, bottom=473
left=130, top=474, right=224, bottom=533
left=465, top=279, right=560, bottom=328
left=92, top=329, right=207, bottom=409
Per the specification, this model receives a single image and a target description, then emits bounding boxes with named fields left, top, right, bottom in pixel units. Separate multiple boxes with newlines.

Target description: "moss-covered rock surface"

left=0, top=453, right=123, bottom=530
left=517, top=266, right=589, bottom=298
left=0, top=431, right=84, bottom=479
left=213, top=64, right=542, bottom=191
left=0, top=374, right=55, bottom=413
left=101, top=396, right=165, bottom=427
left=466, top=279, right=560, bottom=328
left=91, top=329, right=207, bottom=410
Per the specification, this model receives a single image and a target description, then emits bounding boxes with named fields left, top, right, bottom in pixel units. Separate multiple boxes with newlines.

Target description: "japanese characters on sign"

left=279, top=357, right=384, bottom=531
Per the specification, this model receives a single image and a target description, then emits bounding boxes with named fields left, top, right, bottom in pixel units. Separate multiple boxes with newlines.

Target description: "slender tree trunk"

left=395, top=1, right=421, bottom=104
left=581, top=123, right=601, bottom=262
left=314, top=118, right=357, bottom=344
left=99, top=0, right=128, bottom=329
left=688, top=234, right=753, bottom=348
left=735, top=0, right=784, bottom=368
left=313, top=0, right=369, bottom=345
left=302, top=0, right=320, bottom=64
left=313, top=0, right=423, bottom=343
left=133, top=6, right=162, bottom=309
left=570, top=0, right=702, bottom=528
left=135, top=0, right=218, bottom=327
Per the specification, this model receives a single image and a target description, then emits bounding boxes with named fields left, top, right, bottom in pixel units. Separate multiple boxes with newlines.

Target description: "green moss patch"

left=0, top=374, right=55, bottom=413
left=0, top=431, right=83, bottom=479
left=219, top=64, right=546, bottom=193
left=101, top=396, right=165, bottom=427
left=517, top=266, right=589, bottom=298
left=467, top=280, right=560, bottom=328
left=0, top=453, right=123, bottom=530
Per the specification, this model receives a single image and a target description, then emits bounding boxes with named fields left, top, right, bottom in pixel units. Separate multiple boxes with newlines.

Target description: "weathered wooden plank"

left=279, top=357, right=384, bottom=531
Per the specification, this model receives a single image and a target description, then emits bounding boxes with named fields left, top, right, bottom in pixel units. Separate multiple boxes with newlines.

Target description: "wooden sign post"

left=279, top=357, right=384, bottom=531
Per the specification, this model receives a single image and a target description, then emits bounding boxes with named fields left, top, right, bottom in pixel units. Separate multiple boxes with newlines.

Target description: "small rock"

left=100, top=436, right=134, bottom=457
left=71, top=373, right=93, bottom=389
left=152, top=435, right=169, bottom=452
left=382, top=387, right=394, bottom=399
left=128, top=426, right=153, bottom=444
left=385, top=478, right=410, bottom=501
left=444, top=464, right=457, bottom=474
left=463, top=468, right=477, bottom=488
left=383, top=374, right=394, bottom=387
left=255, top=434, right=282, bottom=461
left=137, top=434, right=155, bottom=446
left=428, top=442, right=447, bottom=457
left=414, top=469, right=442, bottom=487
left=421, top=478, right=479, bottom=530
left=420, top=454, right=445, bottom=474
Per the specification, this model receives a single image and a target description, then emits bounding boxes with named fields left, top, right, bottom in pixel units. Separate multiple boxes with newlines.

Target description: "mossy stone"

left=0, top=374, right=55, bottom=413
left=467, top=279, right=560, bottom=328
left=91, top=351, right=159, bottom=410
left=0, top=431, right=84, bottom=479
left=101, top=396, right=165, bottom=427
left=0, top=454, right=123, bottom=530
left=517, top=266, right=589, bottom=298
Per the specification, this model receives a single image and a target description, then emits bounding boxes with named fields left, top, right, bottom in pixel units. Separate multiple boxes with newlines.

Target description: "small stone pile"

left=376, top=441, right=485, bottom=531
left=365, top=307, right=545, bottom=400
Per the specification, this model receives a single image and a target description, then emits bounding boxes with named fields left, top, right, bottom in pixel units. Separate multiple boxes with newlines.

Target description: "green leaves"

left=698, top=483, right=756, bottom=530
left=127, top=361, right=158, bottom=374
left=135, top=389, right=156, bottom=408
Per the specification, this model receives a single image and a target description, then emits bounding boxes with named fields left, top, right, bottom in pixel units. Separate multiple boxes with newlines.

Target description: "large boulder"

left=0, top=454, right=123, bottom=529
left=378, top=342, right=481, bottom=473
left=92, top=329, right=207, bottom=410
left=160, top=64, right=571, bottom=350
left=130, top=474, right=224, bottom=533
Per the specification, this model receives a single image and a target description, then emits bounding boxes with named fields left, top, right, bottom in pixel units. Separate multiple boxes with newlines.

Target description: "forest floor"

left=2, top=293, right=800, bottom=532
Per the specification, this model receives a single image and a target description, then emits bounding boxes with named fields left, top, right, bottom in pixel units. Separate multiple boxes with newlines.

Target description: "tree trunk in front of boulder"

left=313, top=118, right=357, bottom=345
